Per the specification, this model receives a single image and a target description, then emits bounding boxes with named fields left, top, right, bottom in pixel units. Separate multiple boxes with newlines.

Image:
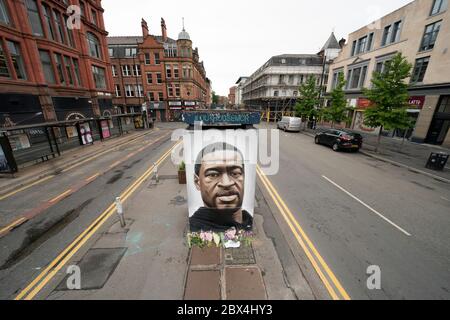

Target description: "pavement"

left=302, top=124, right=450, bottom=183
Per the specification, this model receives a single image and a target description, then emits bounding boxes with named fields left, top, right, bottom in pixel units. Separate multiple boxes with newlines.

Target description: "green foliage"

left=362, top=53, right=413, bottom=131
left=295, top=75, right=320, bottom=120
left=178, top=161, right=186, bottom=171
left=322, top=73, right=350, bottom=126
left=212, top=91, right=219, bottom=104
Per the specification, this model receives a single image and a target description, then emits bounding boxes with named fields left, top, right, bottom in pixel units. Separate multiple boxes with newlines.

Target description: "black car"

left=315, top=129, right=363, bottom=152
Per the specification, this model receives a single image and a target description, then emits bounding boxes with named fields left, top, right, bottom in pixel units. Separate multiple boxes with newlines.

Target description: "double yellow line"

left=256, top=166, right=350, bottom=300
left=15, top=141, right=181, bottom=300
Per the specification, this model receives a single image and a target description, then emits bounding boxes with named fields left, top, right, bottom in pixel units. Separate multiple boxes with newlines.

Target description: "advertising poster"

left=100, top=120, right=111, bottom=139
left=0, top=142, right=10, bottom=173
left=80, top=123, right=93, bottom=145
left=184, top=130, right=257, bottom=234
left=134, top=116, right=144, bottom=129
left=66, top=126, right=78, bottom=138
left=8, top=133, right=31, bottom=151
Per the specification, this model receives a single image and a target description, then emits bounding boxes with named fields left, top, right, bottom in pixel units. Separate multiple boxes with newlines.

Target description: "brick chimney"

left=141, top=18, right=149, bottom=38
left=161, top=18, right=167, bottom=41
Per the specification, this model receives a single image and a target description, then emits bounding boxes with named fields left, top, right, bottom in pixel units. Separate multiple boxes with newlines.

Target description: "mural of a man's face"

left=194, top=149, right=245, bottom=210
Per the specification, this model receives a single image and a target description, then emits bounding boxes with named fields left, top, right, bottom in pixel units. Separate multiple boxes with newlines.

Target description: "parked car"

left=277, top=117, right=301, bottom=132
left=315, top=129, right=363, bottom=152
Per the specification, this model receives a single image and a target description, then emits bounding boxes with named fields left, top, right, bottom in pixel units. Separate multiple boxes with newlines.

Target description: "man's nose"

left=218, top=173, right=235, bottom=188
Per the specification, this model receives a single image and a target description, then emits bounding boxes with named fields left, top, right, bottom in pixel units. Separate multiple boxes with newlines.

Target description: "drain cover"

left=56, top=247, right=127, bottom=291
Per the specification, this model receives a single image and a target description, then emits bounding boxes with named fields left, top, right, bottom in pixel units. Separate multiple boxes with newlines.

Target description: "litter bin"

left=425, top=152, right=449, bottom=171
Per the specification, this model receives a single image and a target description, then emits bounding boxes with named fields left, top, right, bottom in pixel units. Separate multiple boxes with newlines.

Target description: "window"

left=381, top=25, right=393, bottom=46
left=146, top=72, right=152, bottom=84
left=175, top=84, right=180, bottom=97
left=375, top=57, right=392, bottom=74
left=42, top=4, right=55, bottom=41
left=111, top=65, right=117, bottom=77
left=420, top=21, right=441, bottom=51
left=437, top=95, right=450, bottom=113
left=158, top=92, right=163, bottom=101
left=108, top=48, right=114, bottom=57
left=166, top=65, right=172, bottom=78
left=39, top=50, right=55, bottom=84
left=6, top=41, right=26, bottom=80
left=133, top=64, right=141, bottom=76
left=92, top=65, right=106, bottom=89
left=288, top=75, right=294, bottom=84
left=154, top=52, right=160, bottom=65
left=115, top=85, right=121, bottom=97
left=125, top=84, right=134, bottom=97
left=346, top=65, right=368, bottom=89
left=381, top=21, right=402, bottom=46
left=156, top=72, right=162, bottom=84
left=125, top=47, right=137, bottom=57
left=26, top=0, right=44, bottom=36
left=273, top=90, right=279, bottom=97
left=431, top=0, right=448, bottom=15
left=411, top=57, right=430, bottom=83
left=173, top=65, right=179, bottom=78
left=144, top=53, right=150, bottom=64
left=293, top=91, right=298, bottom=97
left=356, top=36, right=367, bottom=55
left=167, top=84, right=173, bottom=97
left=53, top=9, right=66, bottom=44
left=87, top=32, right=102, bottom=59
left=331, top=69, right=343, bottom=89
left=72, top=58, right=81, bottom=86
left=351, top=40, right=357, bottom=56
left=54, top=53, right=65, bottom=84
left=367, top=33, right=374, bottom=51
left=298, top=74, right=304, bottom=84
left=0, top=0, right=11, bottom=25
left=79, top=1, right=86, bottom=17
left=0, top=42, right=10, bottom=78
left=91, top=9, right=97, bottom=26
left=148, top=92, right=155, bottom=102
left=64, top=56, right=73, bottom=85
left=135, top=85, right=144, bottom=97
left=122, top=65, right=131, bottom=76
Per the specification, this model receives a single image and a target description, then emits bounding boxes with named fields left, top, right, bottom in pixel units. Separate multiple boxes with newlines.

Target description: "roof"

left=321, top=32, right=341, bottom=51
left=107, top=35, right=176, bottom=45
left=267, top=54, right=323, bottom=67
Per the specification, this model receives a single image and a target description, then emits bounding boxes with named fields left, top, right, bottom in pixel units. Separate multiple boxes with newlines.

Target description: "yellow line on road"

left=49, top=189, right=72, bottom=203
left=0, top=175, right=55, bottom=201
left=85, top=173, right=100, bottom=182
left=15, top=141, right=181, bottom=300
left=0, top=217, right=27, bottom=235
left=257, top=166, right=350, bottom=300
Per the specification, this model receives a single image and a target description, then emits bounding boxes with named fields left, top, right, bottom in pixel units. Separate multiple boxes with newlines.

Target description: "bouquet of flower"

left=187, top=228, right=254, bottom=249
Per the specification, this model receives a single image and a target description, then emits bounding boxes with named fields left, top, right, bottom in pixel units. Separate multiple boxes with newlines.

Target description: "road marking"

left=15, top=141, right=181, bottom=300
left=0, top=217, right=27, bottom=235
left=85, top=173, right=100, bottom=182
left=257, top=166, right=350, bottom=300
left=322, top=175, right=412, bottom=237
left=109, top=161, right=121, bottom=169
left=49, top=189, right=72, bottom=203
left=0, top=175, right=55, bottom=201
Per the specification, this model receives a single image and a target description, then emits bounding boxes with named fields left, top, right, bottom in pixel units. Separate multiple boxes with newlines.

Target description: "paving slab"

left=184, top=270, right=221, bottom=300
left=190, top=246, right=221, bottom=267
left=224, top=267, right=266, bottom=300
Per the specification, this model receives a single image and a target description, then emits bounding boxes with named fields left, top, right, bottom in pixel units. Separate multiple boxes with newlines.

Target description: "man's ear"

left=194, top=174, right=201, bottom=191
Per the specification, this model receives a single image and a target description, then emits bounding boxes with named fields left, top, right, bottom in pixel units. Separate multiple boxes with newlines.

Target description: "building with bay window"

left=327, top=0, right=450, bottom=147
left=0, top=0, right=114, bottom=127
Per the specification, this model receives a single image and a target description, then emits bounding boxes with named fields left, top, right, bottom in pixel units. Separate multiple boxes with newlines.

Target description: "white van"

left=277, top=117, right=302, bottom=132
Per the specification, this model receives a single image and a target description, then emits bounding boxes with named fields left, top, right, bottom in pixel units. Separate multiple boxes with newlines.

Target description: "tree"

left=295, top=75, right=320, bottom=129
left=363, top=53, right=413, bottom=152
left=212, top=91, right=219, bottom=104
left=322, top=73, right=349, bottom=128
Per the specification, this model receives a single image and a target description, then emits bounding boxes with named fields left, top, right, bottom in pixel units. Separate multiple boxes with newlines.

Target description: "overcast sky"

left=103, top=0, right=412, bottom=96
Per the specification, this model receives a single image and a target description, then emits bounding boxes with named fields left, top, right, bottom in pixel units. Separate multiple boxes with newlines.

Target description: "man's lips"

left=217, top=195, right=238, bottom=203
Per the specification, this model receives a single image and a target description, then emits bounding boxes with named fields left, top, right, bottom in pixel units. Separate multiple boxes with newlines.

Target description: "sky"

left=102, top=0, right=413, bottom=96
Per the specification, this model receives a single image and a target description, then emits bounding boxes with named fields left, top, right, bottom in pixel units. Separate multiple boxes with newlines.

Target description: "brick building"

left=228, top=86, right=236, bottom=108
left=0, top=0, right=114, bottom=127
left=107, top=18, right=209, bottom=122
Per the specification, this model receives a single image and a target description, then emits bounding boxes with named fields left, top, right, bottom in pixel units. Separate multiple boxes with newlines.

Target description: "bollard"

left=154, top=163, right=159, bottom=183
left=115, top=197, right=126, bottom=228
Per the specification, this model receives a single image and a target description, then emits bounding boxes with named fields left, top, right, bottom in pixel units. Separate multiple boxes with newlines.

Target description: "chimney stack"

left=141, top=18, right=149, bottom=38
left=161, top=18, right=167, bottom=41
left=339, top=38, right=346, bottom=48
